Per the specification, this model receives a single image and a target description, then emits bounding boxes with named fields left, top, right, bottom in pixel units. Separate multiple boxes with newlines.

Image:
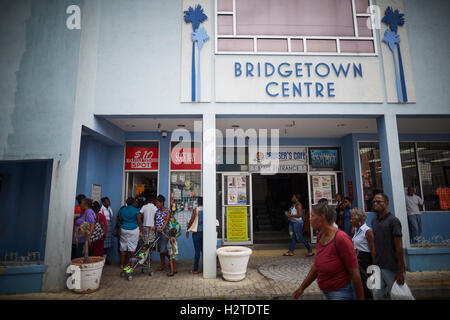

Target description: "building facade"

left=0, top=0, right=449, bottom=293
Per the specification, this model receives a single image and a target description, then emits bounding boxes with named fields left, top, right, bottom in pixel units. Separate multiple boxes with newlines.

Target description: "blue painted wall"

left=75, top=135, right=124, bottom=262
left=0, top=160, right=53, bottom=260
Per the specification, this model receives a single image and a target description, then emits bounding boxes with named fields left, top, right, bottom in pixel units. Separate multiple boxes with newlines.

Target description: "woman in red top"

left=292, top=203, right=364, bottom=300
left=90, top=201, right=108, bottom=257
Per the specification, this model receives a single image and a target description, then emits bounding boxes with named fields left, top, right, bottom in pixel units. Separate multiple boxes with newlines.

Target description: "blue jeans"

left=289, top=220, right=312, bottom=252
left=322, top=281, right=355, bottom=300
left=408, top=214, right=422, bottom=243
left=372, top=268, right=407, bottom=300
left=192, top=231, right=203, bottom=272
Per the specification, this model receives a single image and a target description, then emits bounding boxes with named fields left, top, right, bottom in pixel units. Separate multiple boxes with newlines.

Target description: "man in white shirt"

left=140, top=195, right=158, bottom=246
left=405, top=187, right=424, bottom=243
left=100, top=197, right=114, bottom=264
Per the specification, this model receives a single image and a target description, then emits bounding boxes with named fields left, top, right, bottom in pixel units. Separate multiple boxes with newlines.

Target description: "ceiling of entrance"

left=103, top=117, right=450, bottom=138
left=216, top=117, right=377, bottom=138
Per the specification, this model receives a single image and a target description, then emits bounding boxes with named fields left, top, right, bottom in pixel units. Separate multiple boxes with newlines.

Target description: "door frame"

left=221, top=172, right=253, bottom=245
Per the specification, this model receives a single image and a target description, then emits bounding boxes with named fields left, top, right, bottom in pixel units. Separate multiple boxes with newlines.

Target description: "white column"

left=202, top=112, right=217, bottom=278
left=377, top=114, right=410, bottom=247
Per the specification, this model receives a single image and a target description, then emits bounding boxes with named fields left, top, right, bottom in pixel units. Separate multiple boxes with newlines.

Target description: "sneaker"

left=123, top=266, right=132, bottom=274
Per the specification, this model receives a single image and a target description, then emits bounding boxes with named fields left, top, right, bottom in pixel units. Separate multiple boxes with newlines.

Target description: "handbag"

left=187, top=209, right=198, bottom=233
left=90, top=213, right=105, bottom=243
left=112, top=208, right=123, bottom=238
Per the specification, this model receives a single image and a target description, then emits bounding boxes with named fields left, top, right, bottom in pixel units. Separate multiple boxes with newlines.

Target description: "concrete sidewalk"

left=1, top=249, right=449, bottom=300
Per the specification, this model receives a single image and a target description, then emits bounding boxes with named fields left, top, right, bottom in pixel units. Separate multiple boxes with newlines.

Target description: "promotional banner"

left=125, top=147, right=159, bottom=170
left=249, top=147, right=307, bottom=173
left=170, top=147, right=202, bottom=170
left=226, top=206, right=248, bottom=242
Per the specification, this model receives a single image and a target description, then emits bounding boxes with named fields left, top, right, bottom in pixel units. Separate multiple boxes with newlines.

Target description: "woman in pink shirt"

left=292, top=203, right=364, bottom=300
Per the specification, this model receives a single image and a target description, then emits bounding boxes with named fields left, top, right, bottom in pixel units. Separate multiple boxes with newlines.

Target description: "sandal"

left=155, top=267, right=166, bottom=272
left=167, top=273, right=174, bottom=277
left=283, top=252, right=294, bottom=256
left=190, top=270, right=199, bottom=274
left=306, top=252, right=315, bottom=257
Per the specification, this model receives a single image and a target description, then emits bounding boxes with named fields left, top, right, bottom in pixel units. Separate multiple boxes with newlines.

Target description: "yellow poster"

left=227, top=206, right=248, bottom=241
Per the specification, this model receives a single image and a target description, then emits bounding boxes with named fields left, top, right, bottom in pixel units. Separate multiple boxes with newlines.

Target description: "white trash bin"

left=216, top=246, right=252, bottom=281
left=67, top=257, right=105, bottom=293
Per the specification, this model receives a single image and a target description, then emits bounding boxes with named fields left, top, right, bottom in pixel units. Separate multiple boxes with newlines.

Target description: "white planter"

left=216, top=246, right=252, bottom=281
left=67, top=257, right=105, bottom=294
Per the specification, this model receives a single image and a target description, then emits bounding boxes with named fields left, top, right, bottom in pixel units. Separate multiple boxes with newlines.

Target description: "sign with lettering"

left=309, top=148, right=340, bottom=170
left=125, top=147, right=159, bottom=170
left=215, top=56, right=383, bottom=103
left=226, top=206, right=248, bottom=242
left=170, top=147, right=202, bottom=170
left=249, top=147, right=307, bottom=173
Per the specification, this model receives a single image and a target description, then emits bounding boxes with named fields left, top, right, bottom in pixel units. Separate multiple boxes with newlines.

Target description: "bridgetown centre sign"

left=234, top=61, right=363, bottom=98
left=214, top=56, right=383, bottom=103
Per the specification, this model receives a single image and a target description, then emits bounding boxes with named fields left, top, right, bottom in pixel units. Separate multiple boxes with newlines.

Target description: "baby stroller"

left=120, top=236, right=159, bottom=281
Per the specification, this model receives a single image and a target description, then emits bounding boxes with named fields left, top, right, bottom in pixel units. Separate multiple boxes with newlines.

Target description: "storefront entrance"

left=252, top=173, right=309, bottom=244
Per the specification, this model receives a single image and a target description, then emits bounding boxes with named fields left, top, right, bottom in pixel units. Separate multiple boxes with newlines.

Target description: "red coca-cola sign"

left=170, top=147, right=201, bottom=170
left=125, top=147, right=159, bottom=170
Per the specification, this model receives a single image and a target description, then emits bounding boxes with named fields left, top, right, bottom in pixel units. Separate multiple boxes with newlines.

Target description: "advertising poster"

left=227, top=175, right=247, bottom=205
left=312, top=175, right=333, bottom=204
left=226, top=206, right=248, bottom=242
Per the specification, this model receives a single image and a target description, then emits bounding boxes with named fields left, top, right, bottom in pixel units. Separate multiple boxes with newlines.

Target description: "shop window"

left=359, top=142, right=383, bottom=212
left=417, top=142, right=450, bottom=211
left=216, top=0, right=376, bottom=55
left=170, top=141, right=202, bottom=230
left=400, top=142, right=421, bottom=196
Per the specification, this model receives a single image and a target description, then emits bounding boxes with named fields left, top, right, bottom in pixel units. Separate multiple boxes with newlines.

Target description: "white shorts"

left=120, top=227, right=139, bottom=252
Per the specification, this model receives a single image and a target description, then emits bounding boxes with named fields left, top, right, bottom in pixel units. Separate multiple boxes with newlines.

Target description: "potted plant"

left=216, top=246, right=252, bottom=281
left=67, top=222, right=105, bottom=293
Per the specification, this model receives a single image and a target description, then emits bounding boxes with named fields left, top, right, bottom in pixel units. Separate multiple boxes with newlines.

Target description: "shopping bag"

left=187, top=210, right=198, bottom=233
left=390, top=281, right=415, bottom=300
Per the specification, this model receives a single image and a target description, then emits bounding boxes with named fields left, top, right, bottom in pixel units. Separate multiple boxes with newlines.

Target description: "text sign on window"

left=125, top=147, right=159, bottom=170
left=170, top=147, right=202, bottom=170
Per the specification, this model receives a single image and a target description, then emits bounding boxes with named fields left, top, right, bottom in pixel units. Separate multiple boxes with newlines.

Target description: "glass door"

left=308, top=172, right=338, bottom=243
left=222, top=172, right=253, bottom=245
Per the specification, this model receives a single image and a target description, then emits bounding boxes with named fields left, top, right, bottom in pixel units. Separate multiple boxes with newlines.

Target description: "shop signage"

left=309, top=148, right=340, bottom=170
left=226, top=206, right=248, bottom=242
left=249, top=147, right=307, bottom=173
left=170, top=147, right=202, bottom=170
left=215, top=55, right=384, bottom=103
left=125, top=147, right=159, bottom=170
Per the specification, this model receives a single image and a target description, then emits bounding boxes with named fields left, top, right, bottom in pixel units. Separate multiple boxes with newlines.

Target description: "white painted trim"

left=352, top=0, right=359, bottom=37
left=232, top=0, right=236, bottom=36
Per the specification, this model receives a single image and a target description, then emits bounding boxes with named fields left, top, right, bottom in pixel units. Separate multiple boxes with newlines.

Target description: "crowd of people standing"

left=71, top=192, right=207, bottom=277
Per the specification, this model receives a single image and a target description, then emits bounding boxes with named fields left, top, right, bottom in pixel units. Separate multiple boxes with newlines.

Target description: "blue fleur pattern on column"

left=184, top=5, right=208, bottom=102
left=383, top=29, right=402, bottom=103
left=382, top=6, right=407, bottom=102
left=192, top=27, right=209, bottom=101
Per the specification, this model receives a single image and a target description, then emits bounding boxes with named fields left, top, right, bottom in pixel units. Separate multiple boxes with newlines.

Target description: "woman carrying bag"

left=186, top=197, right=203, bottom=274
